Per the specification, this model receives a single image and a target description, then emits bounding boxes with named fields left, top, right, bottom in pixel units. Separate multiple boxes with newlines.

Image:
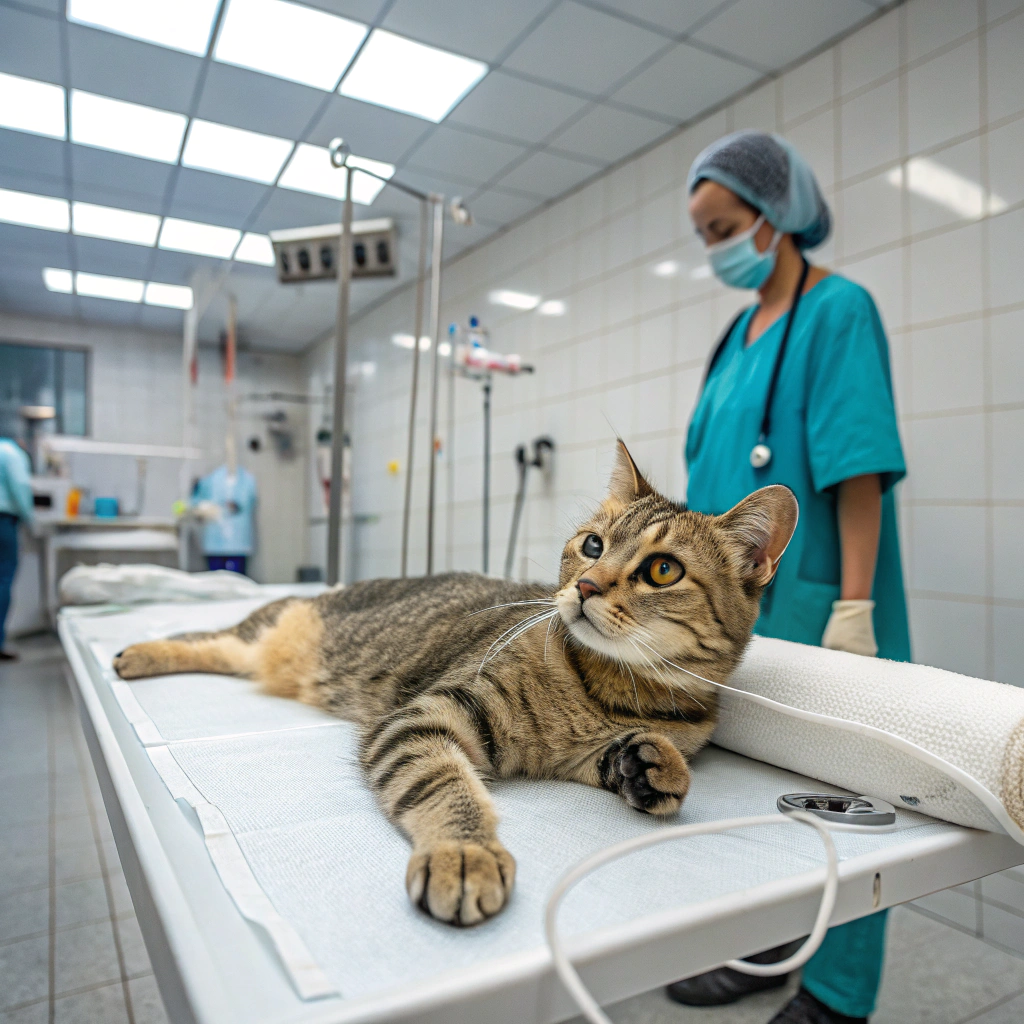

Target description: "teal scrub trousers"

left=801, top=912, right=889, bottom=1018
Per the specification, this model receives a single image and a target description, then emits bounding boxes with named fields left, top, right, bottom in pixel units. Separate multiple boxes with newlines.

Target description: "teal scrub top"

left=685, top=275, right=911, bottom=662
left=192, top=465, right=258, bottom=556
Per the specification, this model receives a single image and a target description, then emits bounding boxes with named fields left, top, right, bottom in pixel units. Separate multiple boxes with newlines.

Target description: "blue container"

left=93, top=497, right=119, bottom=518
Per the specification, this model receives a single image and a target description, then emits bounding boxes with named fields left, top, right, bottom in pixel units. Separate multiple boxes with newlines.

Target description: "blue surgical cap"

left=687, top=130, right=832, bottom=250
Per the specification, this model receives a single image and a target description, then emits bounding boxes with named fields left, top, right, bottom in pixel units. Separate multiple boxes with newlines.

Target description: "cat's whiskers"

left=478, top=609, right=560, bottom=673
left=625, top=636, right=677, bottom=714
left=466, top=599, right=555, bottom=618
left=631, top=633, right=710, bottom=713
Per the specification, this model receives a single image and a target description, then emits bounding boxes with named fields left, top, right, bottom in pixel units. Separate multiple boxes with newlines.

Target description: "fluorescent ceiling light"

left=690, top=264, right=712, bottom=280
left=182, top=119, right=293, bottom=184
left=144, top=282, right=194, bottom=309
left=159, top=217, right=242, bottom=258
left=537, top=299, right=567, bottom=317
left=214, top=0, right=368, bottom=90
left=887, top=158, right=1008, bottom=219
left=72, top=201, right=160, bottom=246
left=76, top=271, right=145, bottom=302
left=489, top=289, right=539, bottom=311
left=71, top=90, right=187, bottom=163
left=279, top=145, right=393, bottom=203
left=438, top=341, right=451, bottom=357
left=652, top=260, right=679, bottom=278
left=67, top=0, right=221, bottom=56
left=43, top=268, right=73, bottom=293
left=0, top=72, right=65, bottom=139
left=234, top=232, right=275, bottom=265
left=0, top=188, right=69, bottom=231
left=340, top=29, right=487, bottom=122
left=392, top=333, right=431, bottom=350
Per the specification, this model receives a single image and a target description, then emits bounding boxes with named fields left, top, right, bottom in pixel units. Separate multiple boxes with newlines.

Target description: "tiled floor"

left=3, top=634, right=1024, bottom=1024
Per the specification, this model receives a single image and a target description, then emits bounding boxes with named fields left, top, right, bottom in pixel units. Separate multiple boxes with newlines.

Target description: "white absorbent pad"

left=713, top=637, right=1024, bottom=836
left=71, top=599, right=956, bottom=1006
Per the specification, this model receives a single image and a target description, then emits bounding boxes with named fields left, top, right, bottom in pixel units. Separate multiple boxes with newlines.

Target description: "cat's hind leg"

left=112, top=629, right=258, bottom=680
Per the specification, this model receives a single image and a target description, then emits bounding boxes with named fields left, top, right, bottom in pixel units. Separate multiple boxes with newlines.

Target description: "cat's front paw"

left=603, top=732, right=690, bottom=815
left=406, top=839, right=515, bottom=926
left=112, top=643, right=160, bottom=679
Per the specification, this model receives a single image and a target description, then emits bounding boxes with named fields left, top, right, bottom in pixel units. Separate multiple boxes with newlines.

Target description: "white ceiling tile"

left=68, top=181, right=165, bottom=216
left=307, top=95, right=432, bottom=163
left=448, top=70, right=589, bottom=146
left=382, top=0, right=552, bottom=62
left=464, top=188, right=543, bottom=226
left=196, top=63, right=326, bottom=139
left=0, top=7, right=61, bottom=82
left=246, top=188, right=350, bottom=233
left=549, top=104, right=669, bottom=163
left=72, top=235, right=157, bottom=278
left=592, top=0, right=728, bottom=34
left=165, top=168, right=268, bottom=224
left=71, top=147, right=176, bottom=203
left=503, top=1, right=667, bottom=96
left=404, top=126, right=527, bottom=185
left=0, top=130, right=67, bottom=187
left=14, top=1, right=64, bottom=11
left=0, top=221, right=73, bottom=264
left=139, top=304, right=189, bottom=332
left=303, top=0, right=389, bottom=22
left=67, top=24, right=203, bottom=113
left=693, top=0, right=874, bottom=71
left=494, top=149, right=598, bottom=199
left=75, top=296, right=144, bottom=324
left=610, top=41, right=761, bottom=122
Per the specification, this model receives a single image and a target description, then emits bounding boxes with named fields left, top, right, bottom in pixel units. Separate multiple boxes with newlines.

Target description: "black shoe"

left=0, top=650, right=18, bottom=662
left=666, top=940, right=802, bottom=1007
left=768, top=988, right=867, bottom=1024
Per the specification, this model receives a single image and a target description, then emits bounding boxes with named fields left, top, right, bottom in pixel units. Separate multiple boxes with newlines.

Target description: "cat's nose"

left=577, top=578, right=602, bottom=601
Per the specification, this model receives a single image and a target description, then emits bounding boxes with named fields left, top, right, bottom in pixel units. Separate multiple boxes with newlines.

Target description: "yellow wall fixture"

left=387, top=459, right=400, bottom=475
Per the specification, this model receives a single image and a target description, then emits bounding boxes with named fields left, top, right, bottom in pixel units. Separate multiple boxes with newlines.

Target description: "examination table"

left=58, top=589, right=1024, bottom=1024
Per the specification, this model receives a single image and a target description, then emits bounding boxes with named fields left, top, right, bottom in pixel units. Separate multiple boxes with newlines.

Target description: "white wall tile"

left=986, top=0, right=1024, bottom=24
left=909, top=318, right=984, bottom=414
left=906, top=0, right=978, bottom=63
left=909, top=595, right=987, bottom=675
left=988, top=206, right=1024, bottom=310
left=908, top=222, right=983, bottom=324
left=992, top=409, right=1024, bottom=500
left=840, top=78, right=901, bottom=181
left=990, top=308, right=1024, bottom=407
left=988, top=118, right=1024, bottom=210
left=906, top=413, right=986, bottom=500
left=784, top=107, right=836, bottom=188
left=842, top=246, right=905, bottom=330
left=994, top=606, right=1024, bottom=686
left=782, top=50, right=834, bottom=125
left=907, top=136, right=984, bottom=235
left=909, top=504, right=987, bottom=596
left=840, top=7, right=900, bottom=96
left=992, top=507, right=1024, bottom=601
left=731, top=81, right=778, bottom=133
left=841, top=168, right=903, bottom=257
left=986, top=11, right=1024, bottom=123
left=907, top=40, right=981, bottom=155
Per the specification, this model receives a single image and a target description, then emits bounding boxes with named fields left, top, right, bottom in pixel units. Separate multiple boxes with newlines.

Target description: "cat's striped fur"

left=113, top=443, right=797, bottom=926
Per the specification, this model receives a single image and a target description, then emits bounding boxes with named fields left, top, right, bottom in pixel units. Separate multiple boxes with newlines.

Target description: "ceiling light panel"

left=340, top=29, right=488, bottom=122
left=182, top=119, right=293, bottom=183
left=76, top=271, right=145, bottom=302
left=489, top=289, right=539, bottom=310
left=72, top=202, right=161, bottom=246
left=43, top=268, right=73, bottom=293
left=159, top=217, right=242, bottom=258
left=0, top=188, right=70, bottom=232
left=214, top=0, right=368, bottom=90
left=144, top=282, right=194, bottom=309
left=234, top=232, right=275, bottom=265
left=67, top=0, right=221, bottom=56
left=278, top=145, right=394, bottom=202
left=71, top=90, right=187, bottom=163
left=0, top=72, right=66, bottom=139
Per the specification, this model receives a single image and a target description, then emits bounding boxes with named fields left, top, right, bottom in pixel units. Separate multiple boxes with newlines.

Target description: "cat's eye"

left=642, top=555, right=684, bottom=587
left=581, top=534, right=603, bottom=559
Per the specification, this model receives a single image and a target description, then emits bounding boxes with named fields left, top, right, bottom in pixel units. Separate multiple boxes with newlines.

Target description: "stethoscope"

left=701, top=256, right=811, bottom=469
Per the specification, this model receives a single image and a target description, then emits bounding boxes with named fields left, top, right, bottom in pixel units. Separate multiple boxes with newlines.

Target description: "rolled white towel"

left=712, top=637, right=1024, bottom=835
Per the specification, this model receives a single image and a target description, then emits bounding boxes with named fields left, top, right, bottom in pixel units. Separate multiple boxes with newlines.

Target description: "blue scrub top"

left=192, top=465, right=257, bottom=556
left=685, top=275, right=911, bottom=662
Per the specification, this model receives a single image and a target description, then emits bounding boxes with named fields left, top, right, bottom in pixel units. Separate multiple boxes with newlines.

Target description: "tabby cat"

left=114, top=442, right=797, bottom=926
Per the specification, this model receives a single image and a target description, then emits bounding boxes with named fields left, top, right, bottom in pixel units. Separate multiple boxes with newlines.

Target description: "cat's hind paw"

left=406, top=839, right=515, bottom=926
left=604, top=732, right=690, bottom=815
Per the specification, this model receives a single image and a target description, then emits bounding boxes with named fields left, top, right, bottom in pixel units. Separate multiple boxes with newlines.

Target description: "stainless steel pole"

left=326, top=163, right=354, bottom=587
left=424, top=196, right=445, bottom=575
left=399, top=199, right=430, bottom=577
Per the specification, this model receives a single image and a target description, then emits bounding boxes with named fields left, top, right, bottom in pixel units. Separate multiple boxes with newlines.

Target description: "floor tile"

left=54, top=815, right=96, bottom=851
left=127, top=974, right=170, bottom=1024
left=0, top=850, right=49, bottom=899
left=53, top=982, right=129, bottom=1024
left=114, top=914, right=153, bottom=978
left=55, top=878, right=110, bottom=931
left=0, top=935, right=48, bottom=1011
left=106, top=871, right=135, bottom=919
left=968, top=989, right=1024, bottom=1022
left=0, top=887, right=49, bottom=945
left=54, top=841, right=102, bottom=885
left=0, top=1002, right=49, bottom=1024
left=0, top=822, right=48, bottom=863
left=54, top=920, right=121, bottom=997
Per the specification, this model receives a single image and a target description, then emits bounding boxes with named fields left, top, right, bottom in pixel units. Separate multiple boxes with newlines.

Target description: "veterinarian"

left=0, top=435, right=34, bottom=662
left=671, top=131, right=910, bottom=1024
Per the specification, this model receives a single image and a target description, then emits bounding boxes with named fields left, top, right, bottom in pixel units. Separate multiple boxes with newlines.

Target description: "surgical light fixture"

left=278, top=145, right=394, bottom=203
left=182, top=119, right=294, bottom=183
left=652, top=259, right=680, bottom=278
left=67, top=0, right=221, bottom=57
left=75, top=271, right=145, bottom=303
left=488, top=289, right=540, bottom=311
left=339, top=29, right=488, bottom=122
left=214, top=0, right=368, bottom=90
left=0, top=188, right=69, bottom=232
left=42, top=268, right=73, bottom=293
left=887, top=157, right=1008, bottom=220
left=233, top=232, right=276, bottom=266
left=144, top=282, right=194, bottom=309
left=537, top=299, right=567, bottom=316
left=0, top=72, right=66, bottom=139
left=72, top=202, right=161, bottom=246
left=70, top=90, right=187, bottom=163
left=159, top=217, right=242, bottom=258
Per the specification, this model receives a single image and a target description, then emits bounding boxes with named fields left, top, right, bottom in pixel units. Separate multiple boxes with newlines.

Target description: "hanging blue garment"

left=192, top=465, right=257, bottom=556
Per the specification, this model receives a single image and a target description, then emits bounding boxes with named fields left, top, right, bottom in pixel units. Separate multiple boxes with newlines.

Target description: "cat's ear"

left=717, top=485, right=799, bottom=586
left=608, top=439, right=655, bottom=505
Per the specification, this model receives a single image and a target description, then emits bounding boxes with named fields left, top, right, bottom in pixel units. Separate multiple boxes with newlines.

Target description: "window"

left=0, top=342, right=89, bottom=439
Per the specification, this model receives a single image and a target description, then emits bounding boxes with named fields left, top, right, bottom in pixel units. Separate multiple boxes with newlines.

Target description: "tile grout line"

left=47, top=670, right=57, bottom=1024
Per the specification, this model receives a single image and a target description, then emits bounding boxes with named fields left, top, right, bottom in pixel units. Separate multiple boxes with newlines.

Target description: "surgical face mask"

left=705, top=214, right=782, bottom=290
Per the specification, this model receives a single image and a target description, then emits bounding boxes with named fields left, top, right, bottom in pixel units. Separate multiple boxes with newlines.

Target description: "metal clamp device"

left=778, top=792, right=896, bottom=827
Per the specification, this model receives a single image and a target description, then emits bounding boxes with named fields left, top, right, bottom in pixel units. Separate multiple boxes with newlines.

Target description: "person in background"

left=668, top=132, right=910, bottom=1024
left=0, top=436, right=35, bottom=662
left=191, top=462, right=258, bottom=576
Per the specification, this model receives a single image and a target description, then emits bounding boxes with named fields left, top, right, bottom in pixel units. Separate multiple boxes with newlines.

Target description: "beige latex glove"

left=821, top=599, right=878, bottom=657
left=193, top=500, right=222, bottom=523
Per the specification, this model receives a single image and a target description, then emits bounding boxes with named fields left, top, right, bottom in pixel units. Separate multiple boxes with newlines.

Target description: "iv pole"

left=424, top=199, right=445, bottom=575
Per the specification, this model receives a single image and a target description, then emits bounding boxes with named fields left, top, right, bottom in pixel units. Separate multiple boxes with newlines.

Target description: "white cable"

left=544, top=811, right=838, bottom=1024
